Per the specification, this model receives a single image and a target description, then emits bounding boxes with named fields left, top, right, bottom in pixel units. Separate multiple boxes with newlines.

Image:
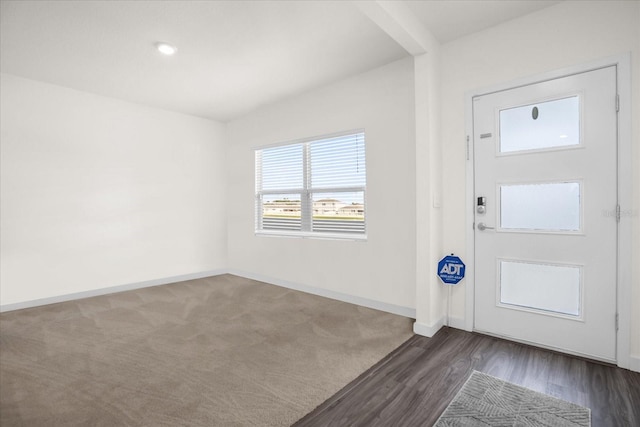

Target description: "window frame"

left=255, top=129, right=367, bottom=240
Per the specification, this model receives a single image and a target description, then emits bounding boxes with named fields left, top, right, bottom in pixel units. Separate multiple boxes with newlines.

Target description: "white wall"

left=226, top=57, right=416, bottom=313
left=0, top=74, right=228, bottom=306
left=439, top=1, right=640, bottom=356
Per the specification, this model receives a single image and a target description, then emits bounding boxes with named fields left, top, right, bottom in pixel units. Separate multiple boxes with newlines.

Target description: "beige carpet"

left=0, top=274, right=413, bottom=426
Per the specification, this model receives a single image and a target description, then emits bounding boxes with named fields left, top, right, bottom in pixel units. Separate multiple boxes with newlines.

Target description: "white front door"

left=473, top=66, right=618, bottom=362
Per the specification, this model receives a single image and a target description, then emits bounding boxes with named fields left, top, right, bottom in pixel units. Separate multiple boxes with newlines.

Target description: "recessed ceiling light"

left=155, top=42, right=177, bottom=56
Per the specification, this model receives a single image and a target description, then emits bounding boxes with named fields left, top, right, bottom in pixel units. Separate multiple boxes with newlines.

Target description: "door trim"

left=464, top=54, right=632, bottom=369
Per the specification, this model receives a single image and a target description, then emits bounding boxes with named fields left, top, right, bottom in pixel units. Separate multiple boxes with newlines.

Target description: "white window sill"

left=255, top=230, right=367, bottom=242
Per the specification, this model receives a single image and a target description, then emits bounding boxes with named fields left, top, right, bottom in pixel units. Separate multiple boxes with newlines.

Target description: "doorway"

left=471, top=66, right=618, bottom=362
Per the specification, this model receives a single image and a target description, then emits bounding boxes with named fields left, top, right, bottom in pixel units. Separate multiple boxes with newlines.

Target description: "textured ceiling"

left=0, top=0, right=561, bottom=122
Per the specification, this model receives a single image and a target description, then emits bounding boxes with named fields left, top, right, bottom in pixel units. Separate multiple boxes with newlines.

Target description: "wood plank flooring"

left=294, top=327, right=640, bottom=427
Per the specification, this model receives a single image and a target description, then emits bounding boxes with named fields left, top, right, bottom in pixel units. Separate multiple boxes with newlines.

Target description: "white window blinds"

left=255, top=130, right=366, bottom=238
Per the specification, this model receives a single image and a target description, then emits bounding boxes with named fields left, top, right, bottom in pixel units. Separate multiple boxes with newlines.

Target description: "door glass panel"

left=500, top=96, right=580, bottom=153
left=500, top=260, right=581, bottom=316
left=500, top=182, right=580, bottom=231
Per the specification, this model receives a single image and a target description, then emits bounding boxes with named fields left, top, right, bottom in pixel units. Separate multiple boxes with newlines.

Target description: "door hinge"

left=616, top=94, right=620, bottom=112
left=615, top=313, right=619, bottom=331
left=616, top=204, right=621, bottom=223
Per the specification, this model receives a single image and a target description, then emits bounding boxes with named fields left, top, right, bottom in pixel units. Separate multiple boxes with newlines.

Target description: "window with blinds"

left=255, top=130, right=366, bottom=238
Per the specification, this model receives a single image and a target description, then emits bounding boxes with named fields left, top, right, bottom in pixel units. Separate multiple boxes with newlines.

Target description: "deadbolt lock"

left=477, top=196, right=486, bottom=214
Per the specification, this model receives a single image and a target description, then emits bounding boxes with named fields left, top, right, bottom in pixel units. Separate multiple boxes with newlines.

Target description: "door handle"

left=477, top=222, right=494, bottom=231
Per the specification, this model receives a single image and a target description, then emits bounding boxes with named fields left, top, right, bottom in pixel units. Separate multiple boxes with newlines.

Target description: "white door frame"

left=464, top=54, right=632, bottom=369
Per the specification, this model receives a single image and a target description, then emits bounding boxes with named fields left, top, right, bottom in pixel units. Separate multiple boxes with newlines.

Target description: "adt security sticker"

left=437, top=255, right=466, bottom=285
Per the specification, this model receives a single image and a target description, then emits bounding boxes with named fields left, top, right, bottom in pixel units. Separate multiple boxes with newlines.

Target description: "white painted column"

left=355, top=0, right=445, bottom=336
left=413, top=50, right=444, bottom=337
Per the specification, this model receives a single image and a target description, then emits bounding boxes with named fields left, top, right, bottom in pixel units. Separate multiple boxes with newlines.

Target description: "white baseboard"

left=228, top=269, right=416, bottom=319
left=413, top=318, right=444, bottom=337
left=629, top=355, right=640, bottom=373
left=0, top=269, right=227, bottom=313
left=444, top=315, right=467, bottom=331
left=1, top=269, right=416, bottom=320
left=413, top=315, right=466, bottom=337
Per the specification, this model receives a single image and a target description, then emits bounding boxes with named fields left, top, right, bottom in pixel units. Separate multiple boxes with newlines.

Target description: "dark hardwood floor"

left=294, top=327, right=640, bottom=427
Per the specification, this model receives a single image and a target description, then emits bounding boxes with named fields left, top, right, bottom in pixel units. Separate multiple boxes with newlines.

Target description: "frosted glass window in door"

left=500, top=96, right=580, bottom=153
left=501, top=182, right=581, bottom=231
left=500, top=260, right=581, bottom=316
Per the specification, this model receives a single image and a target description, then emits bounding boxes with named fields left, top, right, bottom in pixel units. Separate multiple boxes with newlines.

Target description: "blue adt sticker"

left=437, top=255, right=466, bottom=285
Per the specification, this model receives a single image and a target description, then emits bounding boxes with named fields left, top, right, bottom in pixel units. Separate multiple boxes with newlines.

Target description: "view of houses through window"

left=255, top=131, right=366, bottom=236
left=263, top=196, right=364, bottom=218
